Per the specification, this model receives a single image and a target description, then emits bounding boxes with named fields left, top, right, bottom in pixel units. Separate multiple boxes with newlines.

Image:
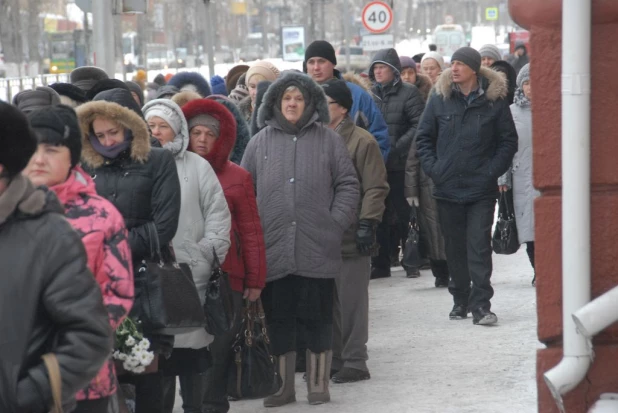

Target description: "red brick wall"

left=509, top=0, right=618, bottom=411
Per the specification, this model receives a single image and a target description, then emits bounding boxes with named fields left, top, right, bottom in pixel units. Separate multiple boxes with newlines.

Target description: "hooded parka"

left=0, top=176, right=111, bottom=412
left=183, top=98, right=266, bottom=294
left=142, top=98, right=231, bottom=349
left=369, top=48, right=426, bottom=172
left=241, top=71, right=360, bottom=282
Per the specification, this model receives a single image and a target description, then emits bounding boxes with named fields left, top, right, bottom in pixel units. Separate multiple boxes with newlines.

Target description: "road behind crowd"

left=174, top=248, right=539, bottom=413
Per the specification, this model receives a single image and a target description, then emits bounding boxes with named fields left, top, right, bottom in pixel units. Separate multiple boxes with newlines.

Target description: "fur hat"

left=49, top=83, right=87, bottom=107
left=479, top=44, right=502, bottom=63
left=28, top=105, right=83, bottom=168
left=167, top=72, right=212, bottom=97
left=210, top=75, right=227, bottom=96
left=0, top=101, right=37, bottom=178
left=156, top=85, right=180, bottom=100
left=70, top=66, right=109, bottom=92
left=246, top=61, right=280, bottom=84
left=12, top=87, right=61, bottom=114
left=172, top=90, right=202, bottom=108
left=226, top=64, right=249, bottom=93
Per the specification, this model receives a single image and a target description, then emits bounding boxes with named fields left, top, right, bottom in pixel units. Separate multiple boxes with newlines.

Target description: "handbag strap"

left=42, top=353, right=63, bottom=413
left=499, top=191, right=513, bottom=218
left=211, top=246, right=222, bottom=269
left=146, top=222, right=162, bottom=262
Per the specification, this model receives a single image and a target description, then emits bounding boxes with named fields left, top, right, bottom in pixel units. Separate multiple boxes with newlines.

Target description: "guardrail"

left=0, top=74, right=70, bottom=103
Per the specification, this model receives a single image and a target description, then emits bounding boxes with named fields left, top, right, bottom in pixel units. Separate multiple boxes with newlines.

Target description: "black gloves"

left=355, top=219, right=378, bottom=255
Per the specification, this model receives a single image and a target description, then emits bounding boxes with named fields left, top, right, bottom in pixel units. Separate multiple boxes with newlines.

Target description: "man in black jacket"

left=368, top=48, right=425, bottom=279
left=0, top=102, right=111, bottom=412
left=416, top=47, right=518, bottom=325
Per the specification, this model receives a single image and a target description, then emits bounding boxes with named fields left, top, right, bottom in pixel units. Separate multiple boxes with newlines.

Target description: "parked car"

left=335, top=46, right=370, bottom=73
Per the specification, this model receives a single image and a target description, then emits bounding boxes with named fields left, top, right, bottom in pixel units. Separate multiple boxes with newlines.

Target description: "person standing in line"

left=399, top=56, right=433, bottom=103
left=415, top=47, right=518, bottom=325
left=511, top=42, right=530, bottom=75
left=0, top=101, right=111, bottom=412
left=367, top=48, right=425, bottom=279
left=479, top=44, right=503, bottom=68
left=498, top=64, right=538, bottom=286
left=421, top=52, right=445, bottom=85
left=238, top=60, right=281, bottom=123
left=241, top=71, right=359, bottom=407
left=322, top=79, right=389, bottom=383
left=23, top=105, right=134, bottom=413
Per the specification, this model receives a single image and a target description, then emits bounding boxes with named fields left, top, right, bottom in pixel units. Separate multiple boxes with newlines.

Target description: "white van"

left=433, top=25, right=466, bottom=58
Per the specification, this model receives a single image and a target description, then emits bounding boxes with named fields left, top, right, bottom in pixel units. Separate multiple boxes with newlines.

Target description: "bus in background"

left=46, top=32, right=76, bottom=74
left=432, top=24, right=466, bottom=58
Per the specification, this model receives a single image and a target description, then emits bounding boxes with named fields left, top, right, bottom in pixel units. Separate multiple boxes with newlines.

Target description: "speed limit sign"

left=361, top=1, right=393, bottom=34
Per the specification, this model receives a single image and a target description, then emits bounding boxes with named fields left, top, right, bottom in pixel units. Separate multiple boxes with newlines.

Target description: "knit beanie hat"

left=28, top=105, right=83, bottom=168
left=479, top=44, right=502, bottom=63
left=125, top=81, right=145, bottom=107
left=143, top=100, right=183, bottom=135
left=188, top=114, right=220, bottom=137
left=153, top=73, right=167, bottom=87
left=210, top=75, right=227, bottom=96
left=451, top=47, right=482, bottom=73
left=516, top=63, right=531, bottom=89
left=421, top=52, right=445, bottom=70
left=13, top=87, right=61, bottom=114
left=246, top=61, right=280, bottom=84
left=304, top=40, right=337, bottom=66
left=70, top=66, right=109, bottom=92
left=49, top=83, right=87, bottom=107
left=399, top=56, right=417, bottom=72
left=321, top=79, right=353, bottom=112
left=0, top=101, right=37, bottom=178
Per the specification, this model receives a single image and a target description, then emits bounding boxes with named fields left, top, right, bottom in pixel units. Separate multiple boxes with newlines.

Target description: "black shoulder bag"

left=203, top=248, right=235, bottom=336
left=492, top=190, right=520, bottom=255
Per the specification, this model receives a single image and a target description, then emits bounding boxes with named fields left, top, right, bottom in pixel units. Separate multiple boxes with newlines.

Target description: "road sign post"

left=361, top=1, right=393, bottom=34
left=485, top=7, right=499, bottom=21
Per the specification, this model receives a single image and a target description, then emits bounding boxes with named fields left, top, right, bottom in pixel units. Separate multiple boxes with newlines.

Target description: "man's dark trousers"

left=437, top=199, right=496, bottom=312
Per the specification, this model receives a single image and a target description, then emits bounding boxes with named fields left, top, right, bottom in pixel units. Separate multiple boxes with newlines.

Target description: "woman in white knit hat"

left=421, top=52, right=445, bottom=85
left=238, top=60, right=280, bottom=122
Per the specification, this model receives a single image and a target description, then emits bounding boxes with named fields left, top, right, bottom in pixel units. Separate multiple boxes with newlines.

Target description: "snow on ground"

left=174, top=248, right=540, bottom=413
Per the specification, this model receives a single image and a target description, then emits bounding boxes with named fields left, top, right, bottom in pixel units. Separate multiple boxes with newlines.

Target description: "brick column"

left=508, top=0, right=618, bottom=412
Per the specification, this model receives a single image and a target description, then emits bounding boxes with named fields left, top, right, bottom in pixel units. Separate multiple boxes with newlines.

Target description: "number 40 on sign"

left=362, top=1, right=393, bottom=34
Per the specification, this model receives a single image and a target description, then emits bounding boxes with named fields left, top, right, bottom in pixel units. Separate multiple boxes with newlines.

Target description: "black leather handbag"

left=492, top=191, right=520, bottom=255
left=227, top=299, right=281, bottom=400
left=402, top=205, right=422, bottom=271
left=203, top=248, right=235, bottom=336
left=131, top=223, right=206, bottom=335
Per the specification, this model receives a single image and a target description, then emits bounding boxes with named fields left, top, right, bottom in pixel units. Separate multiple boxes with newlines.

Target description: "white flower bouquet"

left=113, top=317, right=157, bottom=374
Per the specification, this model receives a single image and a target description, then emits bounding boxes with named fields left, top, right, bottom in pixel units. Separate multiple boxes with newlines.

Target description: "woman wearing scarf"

left=142, top=98, right=231, bottom=412
left=77, top=90, right=181, bottom=413
left=498, top=63, right=538, bottom=285
left=241, top=71, right=359, bottom=407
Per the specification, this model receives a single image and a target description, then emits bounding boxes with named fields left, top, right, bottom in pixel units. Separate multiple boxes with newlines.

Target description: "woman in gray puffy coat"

left=241, top=71, right=359, bottom=408
left=498, top=63, right=538, bottom=285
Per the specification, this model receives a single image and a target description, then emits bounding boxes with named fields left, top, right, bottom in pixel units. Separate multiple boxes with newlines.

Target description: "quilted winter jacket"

left=77, top=100, right=181, bottom=265
left=369, top=48, right=426, bottom=171
left=142, top=98, right=231, bottom=349
left=51, top=167, right=134, bottom=401
left=0, top=175, right=111, bottom=413
left=182, top=98, right=266, bottom=294
left=241, top=71, right=360, bottom=282
left=415, top=67, right=519, bottom=204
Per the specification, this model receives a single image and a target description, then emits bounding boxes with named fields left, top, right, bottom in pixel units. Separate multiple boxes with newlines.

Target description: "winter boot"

left=264, top=352, right=297, bottom=408
left=306, top=350, right=332, bottom=405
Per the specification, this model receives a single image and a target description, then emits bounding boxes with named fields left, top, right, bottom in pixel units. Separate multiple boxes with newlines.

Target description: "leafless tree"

left=0, top=0, right=25, bottom=76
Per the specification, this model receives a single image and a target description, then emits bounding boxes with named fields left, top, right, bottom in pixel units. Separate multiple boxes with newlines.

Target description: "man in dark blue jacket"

left=416, top=47, right=518, bottom=325
left=304, top=40, right=390, bottom=162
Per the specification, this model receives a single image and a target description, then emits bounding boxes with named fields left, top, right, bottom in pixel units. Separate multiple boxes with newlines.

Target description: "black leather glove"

left=355, top=219, right=378, bottom=255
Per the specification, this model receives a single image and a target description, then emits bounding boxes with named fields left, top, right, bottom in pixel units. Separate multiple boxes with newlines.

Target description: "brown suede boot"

left=264, top=351, right=297, bottom=408
left=306, top=350, right=332, bottom=405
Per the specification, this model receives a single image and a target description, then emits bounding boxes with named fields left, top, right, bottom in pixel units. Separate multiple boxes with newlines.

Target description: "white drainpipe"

left=572, top=285, right=618, bottom=339
left=542, top=0, right=593, bottom=411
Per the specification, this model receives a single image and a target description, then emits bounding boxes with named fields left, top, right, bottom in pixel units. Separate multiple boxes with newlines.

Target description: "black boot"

left=370, top=267, right=391, bottom=280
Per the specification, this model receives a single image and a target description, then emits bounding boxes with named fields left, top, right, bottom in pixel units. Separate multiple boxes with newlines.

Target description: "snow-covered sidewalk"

left=174, top=248, right=539, bottom=413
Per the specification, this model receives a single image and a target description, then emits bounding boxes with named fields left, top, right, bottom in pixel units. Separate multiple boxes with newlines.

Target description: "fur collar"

left=0, top=175, right=56, bottom=225
left=257, top=71, right=329, bottom=128
left=343, top=72, right=372, bottom=92
left=434, top=67, right=507, bottom=102
left=77, top=100, right=151, bottom=168
left=181, top=98, right=237, bottom=172
left=415, top=73, right=433, bottom=102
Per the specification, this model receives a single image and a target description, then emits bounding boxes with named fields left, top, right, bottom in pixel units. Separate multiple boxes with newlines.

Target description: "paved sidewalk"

left=174, top=248, right=539, bottom=413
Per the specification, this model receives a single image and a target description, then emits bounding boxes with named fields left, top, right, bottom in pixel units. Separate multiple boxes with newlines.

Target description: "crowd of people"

left=0, top=37, right=536, bottom=413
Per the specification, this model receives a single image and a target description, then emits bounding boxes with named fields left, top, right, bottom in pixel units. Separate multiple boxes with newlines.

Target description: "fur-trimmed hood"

left=182, top=99, right=237, bottom=172
left=167, top=72, right=212, bottom=98
left=343, top=72, right=372, bottom=92
left=414, top=73, right=433, bottom=102
left=142, top=98, right=189, bottom=159
left=76, top=100, right=151, bottom=168
left=434, top=67, right=508, bottom=102
left=257, top=71, right=329, bottom=128
left=207, top=95, right=250, bottom=164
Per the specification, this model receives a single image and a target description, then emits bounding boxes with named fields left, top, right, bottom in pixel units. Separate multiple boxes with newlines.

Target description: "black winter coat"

left=77, top=100, right=181, bottom=264
left=0, top=176, right=111, bottom=413
left=369, top=48, right=425, bottom=171
left=416, top=67, right=519, bottom=204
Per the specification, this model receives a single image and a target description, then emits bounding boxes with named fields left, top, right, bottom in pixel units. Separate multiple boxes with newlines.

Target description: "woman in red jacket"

left=182, top=98, right=266, bottom=412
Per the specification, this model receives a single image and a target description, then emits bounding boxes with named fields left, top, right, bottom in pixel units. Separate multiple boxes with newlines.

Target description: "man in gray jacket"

left=368, top=48, right=426, bottom=279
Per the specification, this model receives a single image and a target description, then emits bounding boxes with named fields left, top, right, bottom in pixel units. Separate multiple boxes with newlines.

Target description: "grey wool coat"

left=241, top=71, right=360, bottom=282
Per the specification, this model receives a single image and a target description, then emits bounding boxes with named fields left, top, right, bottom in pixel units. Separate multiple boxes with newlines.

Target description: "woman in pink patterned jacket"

left=23, top=105, right=134, bottom=413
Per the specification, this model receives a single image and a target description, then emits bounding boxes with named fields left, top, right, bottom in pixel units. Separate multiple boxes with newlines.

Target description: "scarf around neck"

left=88, top=129, right=133, bottom=160
left=514, top=88, right=531, bottom=108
